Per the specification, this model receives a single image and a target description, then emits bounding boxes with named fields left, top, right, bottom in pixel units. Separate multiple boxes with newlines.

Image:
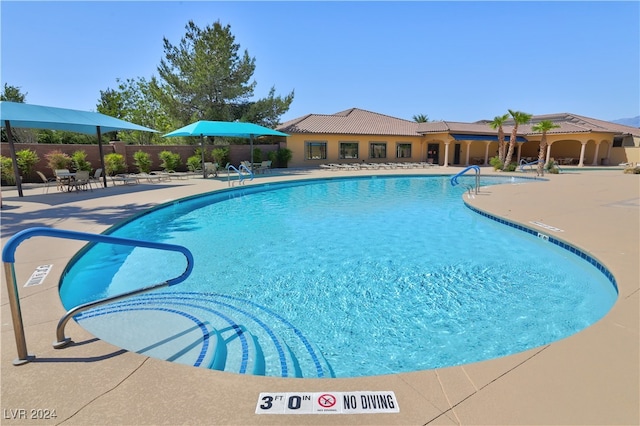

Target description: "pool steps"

left=74, top=291, right=334, bottom=378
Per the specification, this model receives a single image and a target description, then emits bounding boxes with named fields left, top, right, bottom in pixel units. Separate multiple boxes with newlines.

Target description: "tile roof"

left=278, top=108, right=640, bottom=138
left=277, top=108, right=420, bottom=136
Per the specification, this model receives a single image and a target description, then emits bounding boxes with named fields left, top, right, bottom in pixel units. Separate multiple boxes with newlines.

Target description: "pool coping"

left=1, top=167, right=638, bottom=425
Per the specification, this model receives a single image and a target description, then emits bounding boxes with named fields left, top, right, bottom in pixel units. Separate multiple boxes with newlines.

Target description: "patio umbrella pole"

left=201, top=134, right=206, bottom=179
left=250, top=134, right=254, bottom=171
left=4, top=121, right=23, bottom=197
left=96, top=126, right=107, bottom=188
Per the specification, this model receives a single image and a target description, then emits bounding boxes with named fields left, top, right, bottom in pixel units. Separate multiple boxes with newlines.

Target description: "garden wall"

left=1, top=141, right=283, bottom=183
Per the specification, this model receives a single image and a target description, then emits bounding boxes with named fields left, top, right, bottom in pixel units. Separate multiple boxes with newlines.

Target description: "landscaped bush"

left=16, top=148, right=40, bottom=180
left=544, top=159, right=560, bottom=174
left=104, top=153, right=126, bottom=176
left=45, top=150, right=72, bottom=172
left=158, top=150, right=181, bottom=172
left=71, top=150, right=92, bottom=172
left=489, top=156, right=503, bottom=171
left=623, top=164, right=640, bottom=174
left=275, top=148, right=292, bottom=168
left=187, top=154, right=201, bottom=172
left=133, top=150, right=152, bottom=173
left=504, top=162, right=517, bottom=172
left=253, top=148, right=262, bottom=163
left=0, top=155, right=15, bottom=185
left=211, top=147, right=230, bottom=166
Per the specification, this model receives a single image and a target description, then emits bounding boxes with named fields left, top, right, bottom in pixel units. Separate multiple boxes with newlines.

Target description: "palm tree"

left=503, top=110, right=532, bottom=171
left=412, top=114, right=429, bottom=123
left=531, top=120, right=560, bottom=176
left=488, top=113, right=509, bottom=164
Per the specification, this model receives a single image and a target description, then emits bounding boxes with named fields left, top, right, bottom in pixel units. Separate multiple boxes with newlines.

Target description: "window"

left=369, top=142, right=387, bottom=159
left=305, top=141, right=327, bottom=160
left=339, top=142, right=359, bottom=159
left=396, top=143, right=412, bottom=158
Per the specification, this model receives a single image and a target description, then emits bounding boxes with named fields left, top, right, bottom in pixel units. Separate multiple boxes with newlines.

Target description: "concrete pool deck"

left=1, top=167, right=638, bottom=425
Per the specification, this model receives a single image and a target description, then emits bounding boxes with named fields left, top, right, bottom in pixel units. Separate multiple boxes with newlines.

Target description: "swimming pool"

left=59, top=175, right=617, bottom=378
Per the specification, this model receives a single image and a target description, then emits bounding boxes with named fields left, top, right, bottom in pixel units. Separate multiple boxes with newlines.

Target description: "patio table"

left=55, top=172, right=76, bottom=192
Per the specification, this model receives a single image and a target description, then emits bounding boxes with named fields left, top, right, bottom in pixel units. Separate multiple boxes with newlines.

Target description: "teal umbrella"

left=163, top=121, right=288, bottom=178
left=1, top=101, right=157, bottom=196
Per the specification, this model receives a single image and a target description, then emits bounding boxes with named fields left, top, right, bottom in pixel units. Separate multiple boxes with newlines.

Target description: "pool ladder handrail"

left=2, top=227, right=194, bottom=366
left=226, top=163, right=254, bottom=186
left=450, top=165, right=480, bottom=194
left=519, top=158, right=540, bottom=172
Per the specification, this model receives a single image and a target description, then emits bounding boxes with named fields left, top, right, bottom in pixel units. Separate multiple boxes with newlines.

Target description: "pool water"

left=59, top=176, right=617, bottom=378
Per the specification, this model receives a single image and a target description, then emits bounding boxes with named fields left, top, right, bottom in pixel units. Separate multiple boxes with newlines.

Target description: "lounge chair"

left=256, top=160, right=272, bottom=174
left=111, top=174, right=138, bottom=185
left=36, top=171, right=56, bottom=194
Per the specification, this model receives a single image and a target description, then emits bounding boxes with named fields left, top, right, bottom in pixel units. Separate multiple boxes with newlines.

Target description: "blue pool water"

left=59, top=175, right=617, bottom=378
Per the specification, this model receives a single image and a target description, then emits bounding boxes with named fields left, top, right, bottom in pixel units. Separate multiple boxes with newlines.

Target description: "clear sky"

left=1, top=1, right=639, bottom=124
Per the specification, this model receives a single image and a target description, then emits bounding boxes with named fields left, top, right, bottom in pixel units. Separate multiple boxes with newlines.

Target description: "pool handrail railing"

left=2, top=227, right=194, bottom=366
left=226, top=163, right=254, bottom=186
left=450, top=165, right=481, bottom=194
left=519, top=158, right=540, bottom=172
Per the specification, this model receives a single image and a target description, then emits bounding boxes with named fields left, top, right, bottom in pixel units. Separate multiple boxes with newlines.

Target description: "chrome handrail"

left=450, top=165, right=480, bottom=194
left=226, top=163, right=254, bottom=186
left=2, top=227, right=194, bottom=366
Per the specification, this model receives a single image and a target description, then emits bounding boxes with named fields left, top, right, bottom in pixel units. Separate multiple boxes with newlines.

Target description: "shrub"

left=545, top=159, right=560, bottom=174
left=16, top=148, right=39, bottom=179
left=187, top=155, right=201, bottom=172
left=504, top=162, right=517, bottom=172
left=158, top=150, right=181, bottom=172
left=275, top=148, right=292, bottom=168
left=104, top=153, right=126, bottom=176
left=623, top=164, right=640, bottom=174
left=253, top=148, right=262, bottom=163
left=45, top=150, right=72, bottom=172
left=211, top=147, right=230, bottom=165
left=0, top=155, right=15, bottom=185
left=133, top=150, right=152, bottom=174
left=489, top=156, right=503, bottom=171
left=71, top=150, right=92, bottom=172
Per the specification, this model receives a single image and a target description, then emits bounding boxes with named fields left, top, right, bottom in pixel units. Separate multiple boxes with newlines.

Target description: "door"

left=454, top=144, right=461, bottom=165
left=427, top=143, right=439, bottom=165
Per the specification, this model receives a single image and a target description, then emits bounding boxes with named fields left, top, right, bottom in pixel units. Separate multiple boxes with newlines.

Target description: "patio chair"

left=69, top=170, right=92, bottom=192
left=204, top=162, right=218, bottom=177
left=89, top=168, right=103, bottom=187
left=36, top=171, right=56, bottom=194
left=54, top=169, right=71, bottom=191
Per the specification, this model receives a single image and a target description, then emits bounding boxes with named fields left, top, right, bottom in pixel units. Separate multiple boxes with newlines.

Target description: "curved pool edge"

left=2, top=168, right=638, bottom=425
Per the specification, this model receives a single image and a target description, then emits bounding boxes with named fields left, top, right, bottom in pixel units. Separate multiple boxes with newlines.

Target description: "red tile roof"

left=277, top=108, right=420, bottom=136
left=278, top=108, right=640, bottom=138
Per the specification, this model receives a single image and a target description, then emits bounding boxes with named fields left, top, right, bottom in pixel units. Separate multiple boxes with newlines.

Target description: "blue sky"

left=1, top=1, right=638, bottom=123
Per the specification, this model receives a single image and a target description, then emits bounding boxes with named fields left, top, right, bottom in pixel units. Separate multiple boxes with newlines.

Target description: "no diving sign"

left=256, top=391, right=399, bottom=414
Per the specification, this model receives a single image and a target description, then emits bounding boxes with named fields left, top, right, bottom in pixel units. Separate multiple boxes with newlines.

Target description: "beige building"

left=277, top=108, right=640, bottom=168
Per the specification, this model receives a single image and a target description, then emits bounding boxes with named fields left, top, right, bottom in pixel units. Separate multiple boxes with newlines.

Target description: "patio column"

left=516, top=144, right=522, bottom=165
left=464, top=141, right=471, bottom=166
left=443, top=141, right=451, bottom=167
left=578, top=141, right=588, bottom=167
left=545, top=142, right=553, bottom=164
left=591, top=141, right=601, bottom=166
left=484, top=141, right=491, bottom=166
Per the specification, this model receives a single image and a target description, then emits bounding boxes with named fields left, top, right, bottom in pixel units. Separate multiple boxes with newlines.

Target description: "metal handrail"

left=2, top=227, right=194, bottom=366
left=226, top=163, right=254, bottom=186
left=450, top=165, right=480, bottom=194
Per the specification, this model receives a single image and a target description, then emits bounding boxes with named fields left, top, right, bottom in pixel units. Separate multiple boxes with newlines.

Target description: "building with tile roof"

left=277, top=108, right=640, bottom=168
